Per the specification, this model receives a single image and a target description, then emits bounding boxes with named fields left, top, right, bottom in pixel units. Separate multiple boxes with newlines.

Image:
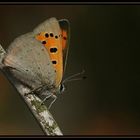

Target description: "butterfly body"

left=2, top=17, right=70, bottom=100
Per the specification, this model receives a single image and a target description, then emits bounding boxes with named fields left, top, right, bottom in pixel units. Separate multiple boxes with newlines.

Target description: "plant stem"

left=0, top=44, right=63, bottom=136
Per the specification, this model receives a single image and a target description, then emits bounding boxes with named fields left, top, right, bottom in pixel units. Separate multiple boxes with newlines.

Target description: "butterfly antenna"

left=63, top=69, right=86, bottom=84
left=64, top=77, right=86, bottom=83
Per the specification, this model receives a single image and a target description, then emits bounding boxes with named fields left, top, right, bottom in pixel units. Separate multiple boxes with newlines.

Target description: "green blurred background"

left=0, top=4, right=140, bottom=135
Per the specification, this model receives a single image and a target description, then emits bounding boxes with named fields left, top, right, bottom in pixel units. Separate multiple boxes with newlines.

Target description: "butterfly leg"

left=40, top=93, right=52, bottom=105
left=48, top=95, right=57, bottom=110
left=24, top=85, right=45, bottom=96
left=40, top=93, right=57, bottom=109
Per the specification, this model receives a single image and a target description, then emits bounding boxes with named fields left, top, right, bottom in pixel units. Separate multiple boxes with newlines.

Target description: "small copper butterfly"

left=2, top=17, right=70, bottom=108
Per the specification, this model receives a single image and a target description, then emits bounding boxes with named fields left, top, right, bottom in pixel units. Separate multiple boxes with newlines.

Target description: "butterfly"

left=2, top=17, right=70, bottom=108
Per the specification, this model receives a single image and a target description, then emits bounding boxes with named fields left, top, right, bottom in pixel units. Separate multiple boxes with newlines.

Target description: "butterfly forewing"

left=34, top=17, right=64, bottom=87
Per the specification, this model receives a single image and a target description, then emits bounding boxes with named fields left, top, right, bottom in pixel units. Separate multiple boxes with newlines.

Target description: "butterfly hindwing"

left=3, top=32, right=56, bottom=89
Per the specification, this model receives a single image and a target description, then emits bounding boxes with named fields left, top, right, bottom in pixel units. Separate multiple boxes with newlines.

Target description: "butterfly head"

left=58, top=83, right=65, bottom=94
left=57, top=70, right=86, bottom=94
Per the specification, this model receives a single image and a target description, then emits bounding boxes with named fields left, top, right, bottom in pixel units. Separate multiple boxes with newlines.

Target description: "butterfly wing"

left=59, top=19, right=70, bottom=73
left=3, top=17, right=69, bottom=91
left=3, top=32, right=56, bottom=89
left=34, top=17, right=65, bottom=87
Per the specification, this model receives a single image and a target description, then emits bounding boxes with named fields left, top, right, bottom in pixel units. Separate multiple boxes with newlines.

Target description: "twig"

left=0, top=44, right=63, bottom=136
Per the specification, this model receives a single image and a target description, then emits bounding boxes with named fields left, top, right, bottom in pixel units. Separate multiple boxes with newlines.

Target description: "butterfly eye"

left=59, top=84, right=65, bottom=94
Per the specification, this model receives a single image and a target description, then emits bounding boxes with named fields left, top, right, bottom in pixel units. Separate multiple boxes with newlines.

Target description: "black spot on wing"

left=50, top=48, right=57, bottom=53
left=42, top=41, right=46, bottom=44
left=52, top=60, right=57, bottom=64
left=45, top=33, right=49, bottom=38
left=50, top=33, right=54, bottom=37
